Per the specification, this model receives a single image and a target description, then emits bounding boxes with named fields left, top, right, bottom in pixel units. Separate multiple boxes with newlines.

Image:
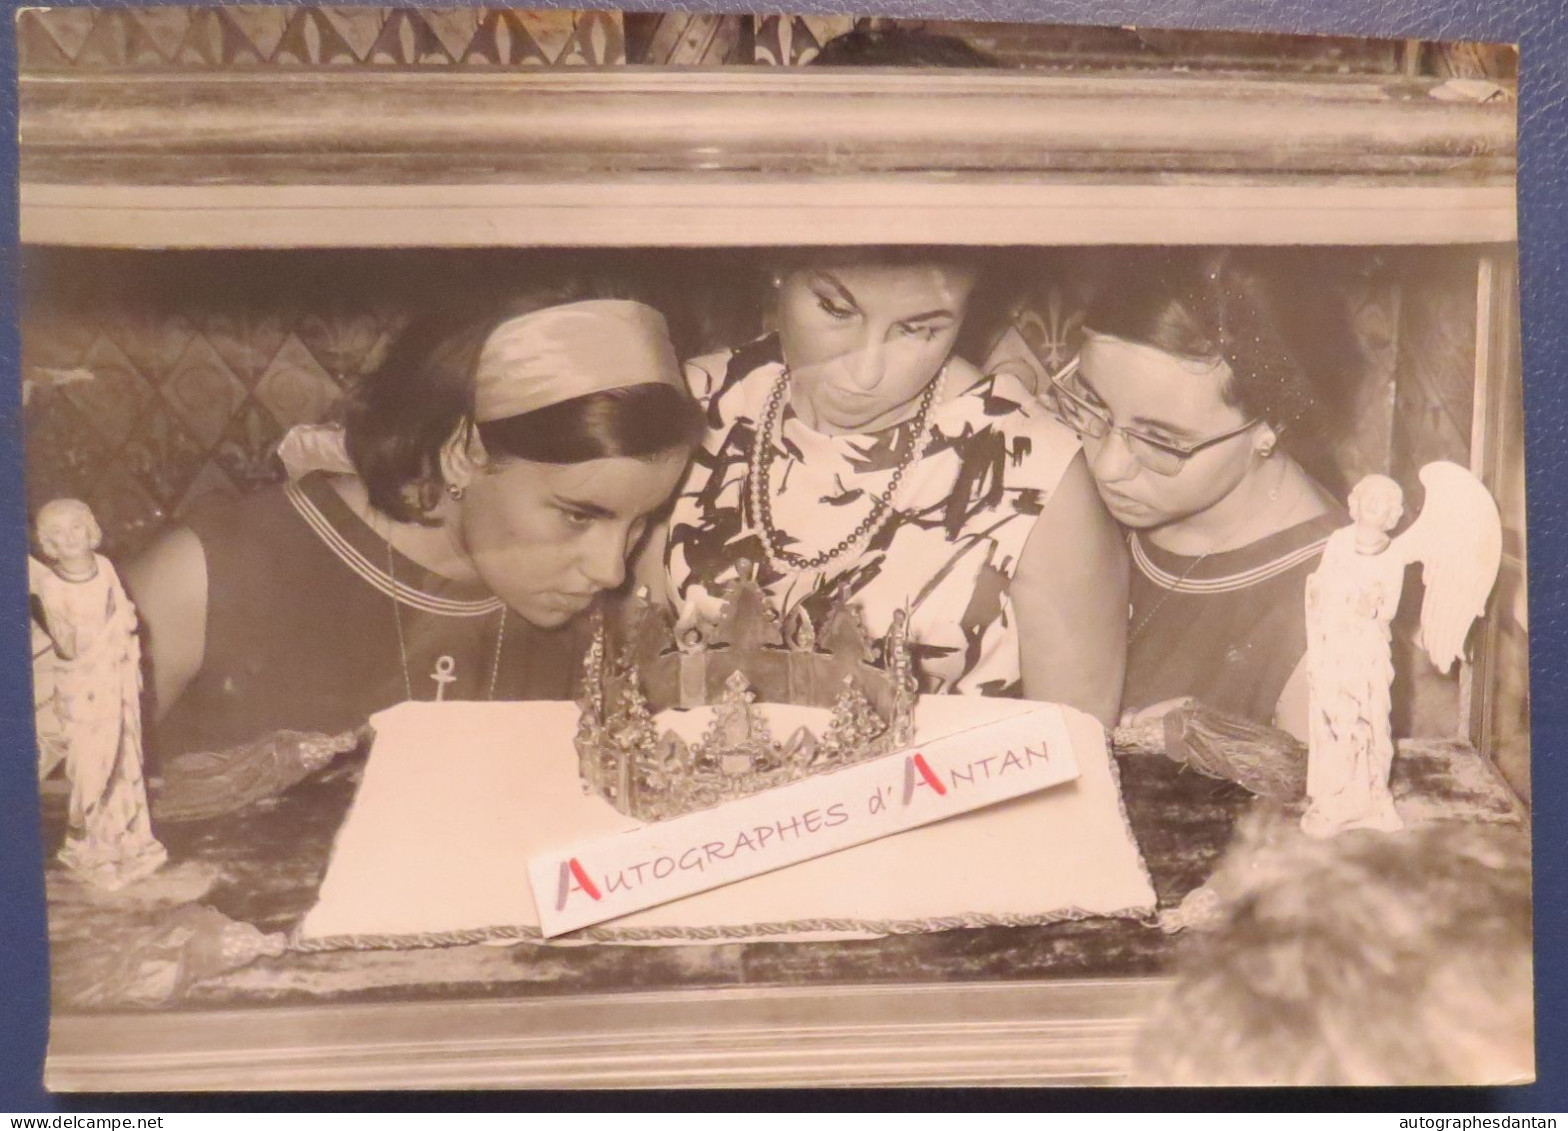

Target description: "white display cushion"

left=299, top=697, right=1156, bottom=945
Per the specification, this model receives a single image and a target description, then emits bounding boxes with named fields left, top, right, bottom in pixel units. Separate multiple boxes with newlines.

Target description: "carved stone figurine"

left=1301, top=464, right=1502, bottom=838
left=30, top=499, right=167, bottom=888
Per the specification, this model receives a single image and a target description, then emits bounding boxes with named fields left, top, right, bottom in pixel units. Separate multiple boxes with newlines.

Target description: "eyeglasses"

left=1048, top=356, right=1260, bottom=478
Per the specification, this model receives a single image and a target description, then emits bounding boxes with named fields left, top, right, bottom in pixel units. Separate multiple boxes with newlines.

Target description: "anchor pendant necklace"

left=386, top=540, right=507, bottom=702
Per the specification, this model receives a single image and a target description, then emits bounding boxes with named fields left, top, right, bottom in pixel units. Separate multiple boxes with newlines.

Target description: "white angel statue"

left=1301, top=463, right=1502, bottom=838
left=30, top=499, right=167, bottom=888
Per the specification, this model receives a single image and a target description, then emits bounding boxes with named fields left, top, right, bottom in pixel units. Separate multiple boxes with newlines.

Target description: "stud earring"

left=1257, top=441, right=1276, bottom=459
left=446, top=483, right=466, bottom=501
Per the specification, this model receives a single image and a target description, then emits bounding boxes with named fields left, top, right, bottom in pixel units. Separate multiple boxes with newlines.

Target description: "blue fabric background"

left=0, top=0, right=1559, bottom=1111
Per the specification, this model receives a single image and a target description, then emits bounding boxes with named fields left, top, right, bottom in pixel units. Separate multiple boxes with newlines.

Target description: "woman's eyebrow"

left=898, top=309, right=958, bottom=325
left=1127, top=414, right=1201, bottom=441
left=1074, top=369, right=1106, bottom=402
left=554, top=495, right=616, bottom=520
left=808, top=271, right=860, bottom=311
left=810, top=270, right=954, bottom=322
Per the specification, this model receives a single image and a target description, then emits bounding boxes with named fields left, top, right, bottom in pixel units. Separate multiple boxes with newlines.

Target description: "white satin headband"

left=473, top=298, right=685, bottom=423
left=276, top=299, right=686, bottom=482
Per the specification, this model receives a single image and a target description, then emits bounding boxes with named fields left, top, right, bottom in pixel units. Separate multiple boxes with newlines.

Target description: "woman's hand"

left=1011, top=451, right=1128, bottom=727
left=124, top=526, right=209, bottom=720
left=628, top=520, right=673, bottom=609
left=1272, top=655, right=1312, bottom=743
left=673, top=583, right=727, bottom=639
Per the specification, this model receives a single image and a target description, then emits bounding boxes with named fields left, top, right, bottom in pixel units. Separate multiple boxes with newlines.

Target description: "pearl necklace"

left=747, top=363, right=947, bottom=575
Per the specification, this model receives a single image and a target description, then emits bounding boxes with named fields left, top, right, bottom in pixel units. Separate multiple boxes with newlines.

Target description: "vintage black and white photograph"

left=16, top=6, right=1529, bottom=1089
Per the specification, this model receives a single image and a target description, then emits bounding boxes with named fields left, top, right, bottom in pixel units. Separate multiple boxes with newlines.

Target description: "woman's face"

left=457, top=449, right=689, bottom=628
left=1077, top=334, right=1262, bottom=530
left=776, top=262, right=976, bottom=435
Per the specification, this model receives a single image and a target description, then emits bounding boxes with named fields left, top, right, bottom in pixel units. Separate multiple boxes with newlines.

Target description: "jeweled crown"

left=575, top=564, right=918, bottom=821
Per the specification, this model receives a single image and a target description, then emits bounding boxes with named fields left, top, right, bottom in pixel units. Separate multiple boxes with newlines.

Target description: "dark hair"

left=1131, top=813, right=1533, bottom=1086
left=765, top=243, right=984, bottom=294
left=1082, top=249, right=1350, bottom=441
left=763, top=32, right=1001, bottom=363
left=766, top=244, right=999, bottom=363
left=810, top=25, right=1000, bottom=69
left=769, top=244, right=987, bottom=276
left=343, top=284, right=703, bottom=524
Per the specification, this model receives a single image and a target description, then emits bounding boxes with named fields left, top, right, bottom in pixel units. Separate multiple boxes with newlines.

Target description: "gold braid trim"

left=289, top=741, right=1161, bottom=953
left=288, top=904, right=1159, bottom=952
left=1105, top=742, right=1163, bottom=907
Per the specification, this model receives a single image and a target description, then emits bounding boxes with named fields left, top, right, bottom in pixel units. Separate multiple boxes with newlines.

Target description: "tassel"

left=66, top=903, right=287, bottom=1008
left=153, top=726, right=367, bottom=824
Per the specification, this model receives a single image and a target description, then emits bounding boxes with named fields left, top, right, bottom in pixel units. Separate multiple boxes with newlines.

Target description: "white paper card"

left=530, top=704, right=1081, bottom=936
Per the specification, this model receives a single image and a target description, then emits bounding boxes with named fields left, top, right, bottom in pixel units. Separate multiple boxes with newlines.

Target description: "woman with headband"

left=129, top=288, right=703, bottom=765
left=1055, top=250, right=1346, bottom=740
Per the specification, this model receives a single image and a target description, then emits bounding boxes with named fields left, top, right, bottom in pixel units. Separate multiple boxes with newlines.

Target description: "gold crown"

left=576, top=564, right=918, bottom=821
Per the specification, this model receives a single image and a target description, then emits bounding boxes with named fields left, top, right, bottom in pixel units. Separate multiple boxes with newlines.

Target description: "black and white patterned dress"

left=665, top=335, right=1082, bottom=697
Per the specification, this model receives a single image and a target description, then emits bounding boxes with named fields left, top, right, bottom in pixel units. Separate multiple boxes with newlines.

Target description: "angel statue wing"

left=1388, top=461, right=1504, bottom=673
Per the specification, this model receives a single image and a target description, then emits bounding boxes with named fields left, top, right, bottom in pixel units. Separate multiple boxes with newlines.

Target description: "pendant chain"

left=386, top=540, right=507, bottom=701
left=1128, top=470, right=1300, bottom=644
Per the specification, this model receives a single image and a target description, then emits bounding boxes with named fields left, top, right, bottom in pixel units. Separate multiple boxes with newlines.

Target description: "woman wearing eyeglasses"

left=1056, top=251, right=1345, bottom=741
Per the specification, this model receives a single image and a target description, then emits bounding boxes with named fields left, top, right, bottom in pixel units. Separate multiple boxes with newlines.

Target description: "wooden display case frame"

left=22, top=58, right=1522, bottom=1091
